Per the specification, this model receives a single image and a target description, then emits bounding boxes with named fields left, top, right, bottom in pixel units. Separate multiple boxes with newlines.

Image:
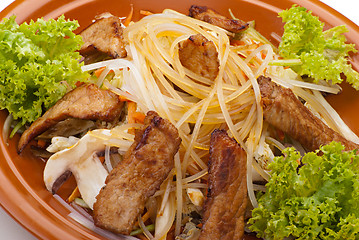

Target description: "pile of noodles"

left=79, top=9, right=359, bottom=239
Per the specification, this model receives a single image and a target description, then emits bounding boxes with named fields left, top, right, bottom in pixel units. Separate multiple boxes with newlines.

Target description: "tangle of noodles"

left=79, top=8, right=359, bottom=239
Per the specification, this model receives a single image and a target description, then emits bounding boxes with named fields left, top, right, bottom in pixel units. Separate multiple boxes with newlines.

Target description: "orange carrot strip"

left=68, top=187, right=81, bottom=203
left=230, top=39, right=246, bottom=46
left=127, top=101, right=137, bottom=134
left=123, top=4, right=134, bottom=27
left=127, top=101, right=137, bottom=124
left=140, top=10, right=154, bottom=16
left=134, top=210, right=152, bottom=227
left=94, top=67, right=106, bottom=78
left=261, top=51, right=267, bottom=59
left=132, top=112, right=146, bottom=124
left=119, top=95, right=129, bottom=102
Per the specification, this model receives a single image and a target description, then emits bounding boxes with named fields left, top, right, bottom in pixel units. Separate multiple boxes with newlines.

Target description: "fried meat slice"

left=189, top=5, right=248, bottom=33
left=258, top=75, right=359, bottom=151
left=79, top=13, right=127, bottom=60
left=18, top=83, right=123, bottom=153
left=179, top=34, right=219, bottom=80
left=199, top=129, right=248, bottom=240
left=93, top=111, right=181, bottom=234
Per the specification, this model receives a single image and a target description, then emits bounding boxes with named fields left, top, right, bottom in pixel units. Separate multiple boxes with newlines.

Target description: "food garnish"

left=277, top=5, right=359, bottom=89
left=249, top=142, right=359, bottom=239
left=0, top=15, right=88, bottom=125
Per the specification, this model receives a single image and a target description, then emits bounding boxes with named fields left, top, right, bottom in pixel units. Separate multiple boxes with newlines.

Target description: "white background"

left=0, top=0, right=358, bottom=239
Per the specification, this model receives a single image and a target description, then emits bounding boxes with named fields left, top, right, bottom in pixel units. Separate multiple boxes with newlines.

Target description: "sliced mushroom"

left=43, top=128, right=127, bottom=209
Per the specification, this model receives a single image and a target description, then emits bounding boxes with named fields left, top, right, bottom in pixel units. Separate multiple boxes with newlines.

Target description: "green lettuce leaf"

left=0, top=15, right=89, bottom=124
left=278, top=5, right=359, bottom=89
left=249, top=142, right=359, bottom=240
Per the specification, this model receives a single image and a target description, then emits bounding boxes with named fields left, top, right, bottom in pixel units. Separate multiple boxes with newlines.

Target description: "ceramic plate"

left=1, top=0, right=359, bottom=239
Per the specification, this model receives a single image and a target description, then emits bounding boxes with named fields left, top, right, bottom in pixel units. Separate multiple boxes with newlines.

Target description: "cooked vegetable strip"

left=68, top=187, right=80, bottom=203
left=17, top=83, right=124, bottom=153
left=258, top=75, right=359, bottom=151
left=154, top=181, right=176, bottom=239
left=2, top=114, right=13, bottom=145
left=93, top=111, right=181, bottom=235
left=200, top=129, right=248, bottom=240
left=123, top=5, right=134, bottom=27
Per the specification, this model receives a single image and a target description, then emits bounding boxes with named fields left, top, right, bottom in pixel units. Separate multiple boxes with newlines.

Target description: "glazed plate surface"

left=1, top=0, right=359, bottom=239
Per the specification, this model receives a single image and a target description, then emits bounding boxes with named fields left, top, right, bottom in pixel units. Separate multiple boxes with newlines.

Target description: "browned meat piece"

left=79, top=13, right=127, bottom=59
left=199, top=129, right=248, bottom=240
left=258, top=76, right=359, bottom=151
left=189, top=5, right=248, bottom=33
left=93, top=111, right=181, bottom=234
left=18, top=83, right=123, bottom=153
left=179, top=34, right=219, bottom=80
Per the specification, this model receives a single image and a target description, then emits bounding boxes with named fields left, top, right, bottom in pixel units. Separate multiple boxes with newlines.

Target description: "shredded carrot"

left=127, top=101, right=137, bottom=124
left=140, top=10, right=154, bottom=16
left=94, top=67, right=106, bottom=78
left=230, top=39, right=246, bottom=46
left=123, top=4, right=134, bottom=27
left=261, top=50, right=267, bottom=59
left=134, top=210, right=152, bottom=227
left=127, top=101, right=137, bottom=134
left=98, top=156, right=105, bottom=163
left=132, top=111, right=146, bottom=124
left=254, top=56, right=263, bottom=64
left=68, top=187, right=81, bottom=203
left=238, top=69, right=248, bottom=81
left=37, top=139, right=47, bottom=148
left=141, top=211, right=152, bottom=224
left=119, top=95, right=129, bottom=102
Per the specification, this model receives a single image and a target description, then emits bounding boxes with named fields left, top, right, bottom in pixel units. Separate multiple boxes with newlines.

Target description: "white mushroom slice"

left=44, top=129, right=111, bottom=209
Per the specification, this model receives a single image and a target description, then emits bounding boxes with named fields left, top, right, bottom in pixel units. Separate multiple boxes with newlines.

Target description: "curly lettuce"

left=249, top=142, right=359, bottom=240
left=278, top=5, right=359, bottom=89
left=0, top=15, right=89, bottom=125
